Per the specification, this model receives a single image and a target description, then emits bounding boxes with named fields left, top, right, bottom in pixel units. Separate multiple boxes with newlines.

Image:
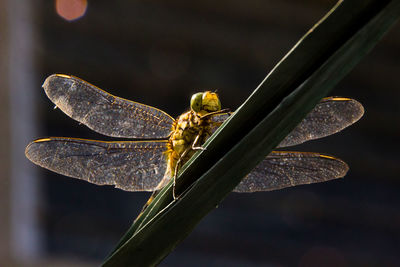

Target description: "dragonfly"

left=25, top=74, right=364, bottom=198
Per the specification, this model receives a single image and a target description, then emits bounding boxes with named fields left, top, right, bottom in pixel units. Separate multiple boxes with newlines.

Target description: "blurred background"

left=1, top=0, right=399, bottom=266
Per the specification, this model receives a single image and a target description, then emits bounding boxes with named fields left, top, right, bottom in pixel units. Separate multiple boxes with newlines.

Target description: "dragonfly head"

left=190, top=91, right=221, bottom=113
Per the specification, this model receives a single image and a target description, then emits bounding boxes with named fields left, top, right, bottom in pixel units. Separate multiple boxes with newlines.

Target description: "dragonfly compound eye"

left=202, top=91, right=221, bottom=112
left=190, top=92, right=203, bottom=112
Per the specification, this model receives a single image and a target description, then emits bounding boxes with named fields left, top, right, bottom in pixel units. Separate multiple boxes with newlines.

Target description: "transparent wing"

left=25, top=137, right=168, bottom=191
left=209, top=112, right=230, bottom=133
left=233, top=151, right=348, bottom=193
left=43, top=74, right=175, bottom=139
left=278, top=97, right=364, bottom=148
left=210, top=97, right=364, bottom=147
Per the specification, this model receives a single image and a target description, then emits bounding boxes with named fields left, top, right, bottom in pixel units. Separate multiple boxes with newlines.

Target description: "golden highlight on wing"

left=25, top=137, right=168, bottom=191
left=233, top=151, right=348, bottom=193
left=43, top=74, right=175, bottom=139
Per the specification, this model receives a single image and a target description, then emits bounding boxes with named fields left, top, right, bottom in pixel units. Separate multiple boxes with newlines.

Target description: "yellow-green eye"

left=202, top=91, right=221, bottom=112
left=190, top=92, right=203, bottom=112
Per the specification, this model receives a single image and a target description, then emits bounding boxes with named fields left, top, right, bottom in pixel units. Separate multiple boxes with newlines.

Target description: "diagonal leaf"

left=104, top=0, right=400, bottom=266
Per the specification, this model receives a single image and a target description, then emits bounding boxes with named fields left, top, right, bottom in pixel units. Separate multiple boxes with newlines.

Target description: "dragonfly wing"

left=209, top=113, right=230, bottom=134
left=233, top=151, right=348, bottom=193
left=43, top=74, right=175, bottom=139
left=278, top=97, right=364, bottom=148
left=209, top=98, right=363, bottom=148
left=25, top=137, right=168, bottom=191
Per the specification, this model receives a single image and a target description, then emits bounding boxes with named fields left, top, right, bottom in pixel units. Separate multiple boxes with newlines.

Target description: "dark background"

left=4, top=0, right=400, bottom=266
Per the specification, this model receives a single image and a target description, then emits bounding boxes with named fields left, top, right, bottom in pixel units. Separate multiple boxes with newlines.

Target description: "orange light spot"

left=55, top=0, right=87, bottom=21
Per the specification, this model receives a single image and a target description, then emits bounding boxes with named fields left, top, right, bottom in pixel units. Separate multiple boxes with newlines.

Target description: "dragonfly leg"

left=192, top=133, right=206, bottom=151
left=172, top=164, right=179, bottom=199
left=172, top=164, right=178, bottom=200
left=172, top=146, right=191, bottom=200
left=172, top=132, right=206, bottom=199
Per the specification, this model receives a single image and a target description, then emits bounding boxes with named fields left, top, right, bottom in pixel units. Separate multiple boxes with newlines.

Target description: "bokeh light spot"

left=55, top=0, right=88, bottom=21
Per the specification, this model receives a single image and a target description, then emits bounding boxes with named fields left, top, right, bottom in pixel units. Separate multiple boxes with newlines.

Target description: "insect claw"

left=172, top=188, right=177, bottom=200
